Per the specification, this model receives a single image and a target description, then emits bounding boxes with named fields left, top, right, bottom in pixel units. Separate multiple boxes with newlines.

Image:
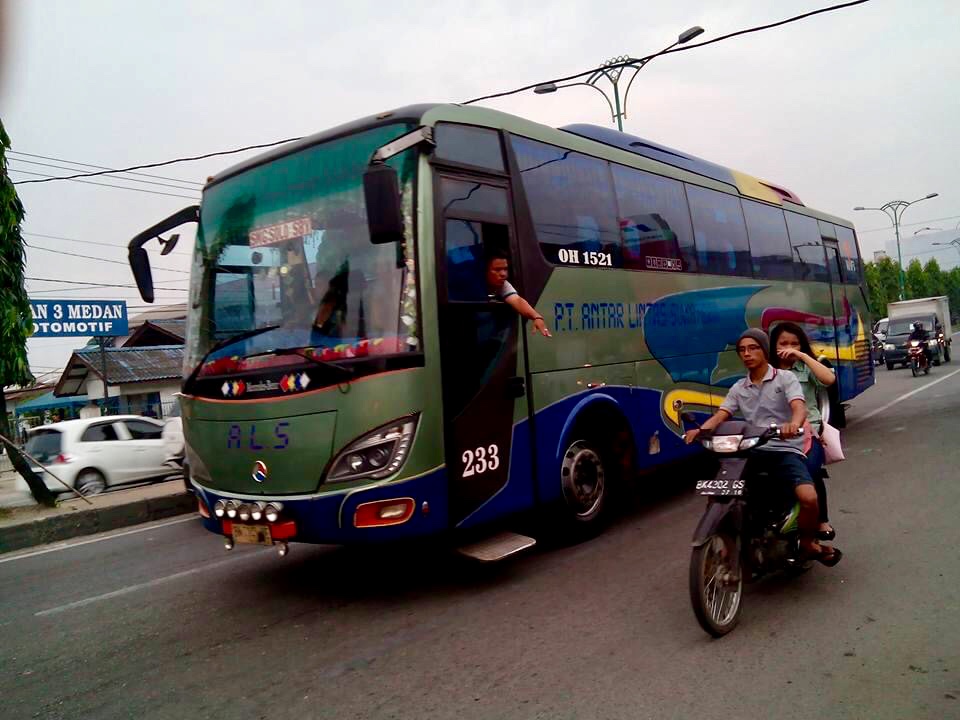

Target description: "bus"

left=128, top=103, right=874, bottom=559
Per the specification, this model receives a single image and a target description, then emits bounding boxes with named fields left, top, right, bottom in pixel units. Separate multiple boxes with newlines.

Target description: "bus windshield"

left=185, top=124, right=419, bottom=379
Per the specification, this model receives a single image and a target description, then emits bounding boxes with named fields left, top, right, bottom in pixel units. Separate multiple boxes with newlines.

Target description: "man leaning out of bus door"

left=683, top=329, right=842, bottom=566
left=485, top=250, right=551, bottom=337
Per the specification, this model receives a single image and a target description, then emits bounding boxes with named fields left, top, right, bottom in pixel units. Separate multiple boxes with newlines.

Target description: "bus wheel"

left=558, top=438, right=609, bottom=533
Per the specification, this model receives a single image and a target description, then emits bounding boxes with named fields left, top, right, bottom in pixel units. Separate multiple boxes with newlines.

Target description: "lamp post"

left=854, top=193, right=938, bottom=300
left=533, top=26, right=705, bottom=131
left=932, top=238, right=960, bottom=263
left=913, top=227, right=941, bottom=236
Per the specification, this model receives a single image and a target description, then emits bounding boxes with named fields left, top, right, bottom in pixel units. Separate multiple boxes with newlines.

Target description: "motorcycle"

left=682, top=413, right=810, bottom=637
left=907, top=339, right=931, bottom=377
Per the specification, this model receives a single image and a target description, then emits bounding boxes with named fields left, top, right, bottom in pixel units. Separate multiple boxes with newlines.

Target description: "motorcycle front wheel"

left=911, top=360, right=919, bottom=377
left=690, top=533, right=743, bottom=637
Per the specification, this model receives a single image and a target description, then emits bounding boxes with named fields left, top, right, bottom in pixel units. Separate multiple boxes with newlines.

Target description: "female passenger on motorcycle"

left=768, top=322, right=836, bottom=542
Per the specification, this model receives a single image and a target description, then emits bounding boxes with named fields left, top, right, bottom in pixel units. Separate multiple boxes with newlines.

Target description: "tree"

left=904, top=258, right=928, bottom=300
left=946, top=267, right=960, bottom=323
left=923, top=257, right=946, bottom=297
left=864, top=256, right=900, bottom=318
left=0, top=119, right=57, bottom=507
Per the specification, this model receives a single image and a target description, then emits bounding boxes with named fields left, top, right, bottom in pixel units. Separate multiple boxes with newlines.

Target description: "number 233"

left=462, top=445, right=500, bottom=477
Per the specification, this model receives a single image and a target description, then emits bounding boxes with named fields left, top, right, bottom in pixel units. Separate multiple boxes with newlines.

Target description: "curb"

left=0, top=493, right=197, bottom=555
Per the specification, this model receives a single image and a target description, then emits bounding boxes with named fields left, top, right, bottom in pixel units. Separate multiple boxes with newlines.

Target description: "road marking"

left=852, top=367, right=960, bottom=426
left=34, top=549, right=267, bottom=617
left=0, top=515, right=197, bottom=565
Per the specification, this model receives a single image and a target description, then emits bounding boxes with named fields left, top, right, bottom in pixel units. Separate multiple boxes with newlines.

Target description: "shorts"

left=747, top=449, right=814, bottom=488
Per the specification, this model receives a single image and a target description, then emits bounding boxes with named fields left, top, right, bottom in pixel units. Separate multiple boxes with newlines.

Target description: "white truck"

left=883, top=296, right=952, bottom=369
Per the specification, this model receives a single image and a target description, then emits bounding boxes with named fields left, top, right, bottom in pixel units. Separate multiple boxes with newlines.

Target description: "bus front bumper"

left=193, top=468, right=448, bottom=546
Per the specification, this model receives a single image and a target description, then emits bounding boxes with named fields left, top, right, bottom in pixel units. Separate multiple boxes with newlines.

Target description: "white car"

left=20, top=415, right=172, bottom=496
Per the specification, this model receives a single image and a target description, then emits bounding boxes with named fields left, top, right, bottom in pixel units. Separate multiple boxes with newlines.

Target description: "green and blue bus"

left=129, top=103, right=873, bottom=557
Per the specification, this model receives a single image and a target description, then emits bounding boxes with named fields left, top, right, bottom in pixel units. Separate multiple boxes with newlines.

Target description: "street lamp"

left=913, top=226, right=941, bottom=236
left=932, top=238, right=960, bottom=262
left=533, top=26, right=705, bottom=131
left=854, top=193, right=939, bottom=300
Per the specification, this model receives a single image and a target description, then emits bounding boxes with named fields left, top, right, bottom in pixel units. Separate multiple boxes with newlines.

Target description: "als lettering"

left=227, top=423, right=292, bottom=451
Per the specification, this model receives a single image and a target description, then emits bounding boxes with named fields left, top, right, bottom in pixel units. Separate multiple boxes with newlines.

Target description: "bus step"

left=457, top=532, right=536, bottom=562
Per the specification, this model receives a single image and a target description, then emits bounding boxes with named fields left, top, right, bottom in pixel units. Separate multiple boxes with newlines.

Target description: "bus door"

left=823, top=234, right=854, bottom=397
left=435, top=173, right=533, bottom=526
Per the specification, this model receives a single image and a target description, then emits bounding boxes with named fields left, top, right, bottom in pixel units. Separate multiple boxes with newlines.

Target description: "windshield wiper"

left=183, top=324, right=282, bottom=392
left=250, top=346, right=354, bottom=382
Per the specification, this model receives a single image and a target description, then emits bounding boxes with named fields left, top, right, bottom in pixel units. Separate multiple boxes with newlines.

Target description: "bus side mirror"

left=129, top=247, right=155, bottom=303
left=363, top=162, right=405, bottom=245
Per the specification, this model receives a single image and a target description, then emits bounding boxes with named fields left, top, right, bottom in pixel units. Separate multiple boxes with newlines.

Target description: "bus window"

left=835, top=225, right=861, bottom=284
left=685, top=184, right=752, bottom=277
left=742, top=200, right=795, bottom=281
left=510, top=137, right=621, bottom=268
left=434, top=124, right=505, bottom=172
left=445, top=219, right=511, bottom=302
left=819, top=222, right=843, bottom=285
left=785, top=211, right=829, bottom=282
left=611, top=164, right=696, bottom=273
left=440, top=178, right=509, bottom=220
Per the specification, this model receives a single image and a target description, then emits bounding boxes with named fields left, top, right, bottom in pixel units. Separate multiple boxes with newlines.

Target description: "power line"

left=13, top=136, right=304, bottom=186
left=8, top=150, right=204, bottom=186
left=9, top=169, right=201, bottom=200
left=10, top=159, right=203, bottom=192
left=26, top=276, right=188, bottom=289
left=858, top=214, right=960, bottom=234
left=10, top=2, right=870, bottom=188
left=25, top=243, right=191, bottom=273
left=462, top=0, right=871, bottom=105
left=22, top=231, right=191, bottom=257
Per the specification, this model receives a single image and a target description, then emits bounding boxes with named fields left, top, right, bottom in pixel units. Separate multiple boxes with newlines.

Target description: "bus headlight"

left=213, top=499, right=227, bottom=518
left=225, top=500, right=239, bottom=518
left=264, top=502, right=283, bottom=523
left=250, top=502, right=266, bottom=522
left=327, top=415, right=418, bottom=483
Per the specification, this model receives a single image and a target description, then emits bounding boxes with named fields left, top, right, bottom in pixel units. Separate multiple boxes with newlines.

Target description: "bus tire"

left=553, top=437, right=612, bottom=539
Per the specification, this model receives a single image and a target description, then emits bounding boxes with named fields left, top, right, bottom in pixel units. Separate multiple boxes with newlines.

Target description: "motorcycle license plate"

left=696, top=478, right=745, bottom=496
left=232, top=524, right=273, bottom=545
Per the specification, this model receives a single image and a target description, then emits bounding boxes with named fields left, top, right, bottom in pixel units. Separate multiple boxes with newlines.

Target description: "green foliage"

left=863, top=256, right=901, bottom=318
left=904, top=258, right=928, bottom=300
left=0, top=118, right=34, bottom=388
left=864, top=255, right=958, bottom=320
left=923, top=258, right=945, bottom=297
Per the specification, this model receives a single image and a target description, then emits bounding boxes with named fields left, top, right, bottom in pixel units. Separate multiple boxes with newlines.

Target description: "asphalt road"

left=2, top=365, right=959, bottom=720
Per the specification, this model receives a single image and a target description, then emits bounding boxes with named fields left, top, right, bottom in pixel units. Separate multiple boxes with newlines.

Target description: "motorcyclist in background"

left=908, top=322, right=932, bottom=366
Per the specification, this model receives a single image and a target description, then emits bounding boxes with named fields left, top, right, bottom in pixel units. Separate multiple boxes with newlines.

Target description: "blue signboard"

left=29, top=300, right=129, bottom=337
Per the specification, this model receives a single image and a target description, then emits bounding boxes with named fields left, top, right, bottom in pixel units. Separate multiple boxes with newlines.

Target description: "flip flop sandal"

left=815, top=546, right=843, bottom=567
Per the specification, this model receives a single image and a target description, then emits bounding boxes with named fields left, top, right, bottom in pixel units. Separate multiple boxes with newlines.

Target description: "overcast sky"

left=2, top=0, right=959, bottom=377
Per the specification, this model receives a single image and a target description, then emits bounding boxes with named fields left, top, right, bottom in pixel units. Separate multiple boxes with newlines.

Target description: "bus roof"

left=207, top=102, right=853, bottom=228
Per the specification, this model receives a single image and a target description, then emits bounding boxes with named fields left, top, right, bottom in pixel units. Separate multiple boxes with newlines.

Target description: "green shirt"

left=790, top=361, right=832, bottom=427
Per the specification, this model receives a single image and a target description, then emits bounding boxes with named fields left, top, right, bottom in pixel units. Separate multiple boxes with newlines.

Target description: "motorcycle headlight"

left=884, top=343, right=895, bottom=351
left=738, top=437, right=761, bottom=451
left=709, top=435, right=743, bottom=453
left=910, top=340, right=920, bottom=347
left=327, top=416, right=418, bottom=483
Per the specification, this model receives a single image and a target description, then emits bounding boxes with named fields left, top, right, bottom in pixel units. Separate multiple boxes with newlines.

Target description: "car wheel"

left=75, top=469, right=106, bottom=496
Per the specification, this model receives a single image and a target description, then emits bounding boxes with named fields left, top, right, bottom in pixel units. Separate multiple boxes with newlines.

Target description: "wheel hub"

left=561, top=442, right=605, bottom=518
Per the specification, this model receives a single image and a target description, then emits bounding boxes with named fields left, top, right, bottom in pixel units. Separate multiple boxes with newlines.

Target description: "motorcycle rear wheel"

left=690, top=533, right=743, bottom=637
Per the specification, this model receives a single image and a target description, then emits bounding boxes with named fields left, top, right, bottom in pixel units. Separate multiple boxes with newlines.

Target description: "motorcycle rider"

left=908, top=321, right=932, bottom=367
left=684, top=328, right=842, bottom=566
